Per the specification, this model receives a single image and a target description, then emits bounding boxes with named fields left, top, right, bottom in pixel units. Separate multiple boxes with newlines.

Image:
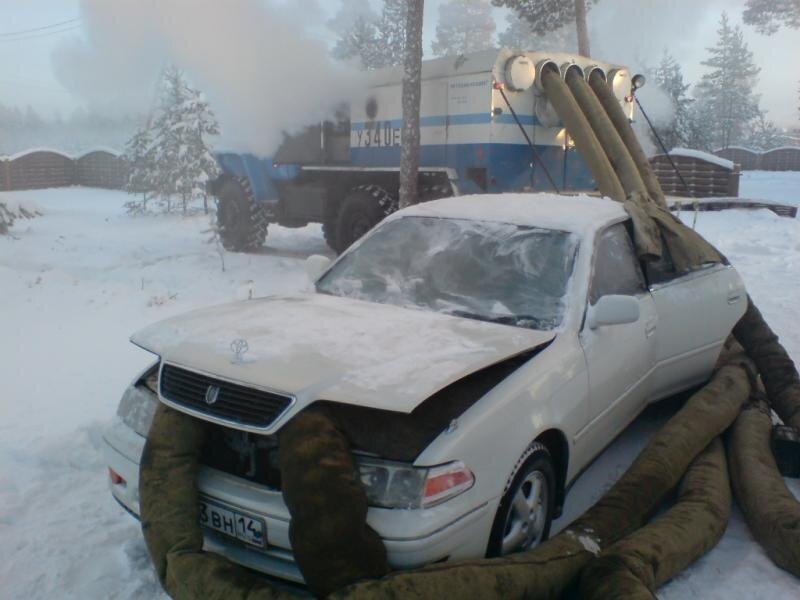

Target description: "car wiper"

left=485, top=314, right=554, bottom=329
left=443, top=309, right=497, bottom=324
left=444, top=310, right=552, bottom=330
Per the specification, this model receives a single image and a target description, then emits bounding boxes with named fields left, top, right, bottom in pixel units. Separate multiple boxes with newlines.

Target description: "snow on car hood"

left=131, top=293, right=554, bottom=414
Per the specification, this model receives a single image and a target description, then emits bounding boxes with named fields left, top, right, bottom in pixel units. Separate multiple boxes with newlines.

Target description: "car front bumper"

left=103, top=419, right=495, bottom=584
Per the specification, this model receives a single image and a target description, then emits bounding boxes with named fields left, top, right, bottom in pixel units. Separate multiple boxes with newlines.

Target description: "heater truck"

left=208, top=48, right=639, bottom=254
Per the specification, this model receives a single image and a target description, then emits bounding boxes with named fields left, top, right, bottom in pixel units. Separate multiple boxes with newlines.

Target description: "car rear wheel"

left=487, top=442, right=555, bottom=557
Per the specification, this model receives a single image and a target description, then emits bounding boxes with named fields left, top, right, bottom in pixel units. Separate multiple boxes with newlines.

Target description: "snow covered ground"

left=740, top=170, right=800, bottom=207
left=1, top=178, right=799, bottom=599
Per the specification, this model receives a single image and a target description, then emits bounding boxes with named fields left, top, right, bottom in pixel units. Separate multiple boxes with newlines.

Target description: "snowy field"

left=1, top=177, right=799, bottom=599
left=740, top=170, right=800, bottom=207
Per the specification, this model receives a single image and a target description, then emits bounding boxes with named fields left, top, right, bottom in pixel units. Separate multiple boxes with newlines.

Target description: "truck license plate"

left=198, top=497, right=267, bottom=549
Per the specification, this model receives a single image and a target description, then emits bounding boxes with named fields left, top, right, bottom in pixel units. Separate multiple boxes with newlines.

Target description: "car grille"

left=159, top=364, right=293, bottom=430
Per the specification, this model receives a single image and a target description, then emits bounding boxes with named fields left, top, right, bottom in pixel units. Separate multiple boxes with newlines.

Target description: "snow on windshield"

left=317, top=216, right=578, bottom=330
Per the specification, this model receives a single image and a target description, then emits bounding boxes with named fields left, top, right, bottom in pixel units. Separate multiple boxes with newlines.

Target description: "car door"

left=646, top=252, right=746, bottom=401
left=576, top=222, right=658, bottom=454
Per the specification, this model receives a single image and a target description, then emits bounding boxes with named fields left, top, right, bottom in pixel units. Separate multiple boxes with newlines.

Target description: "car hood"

left=131, top=293, right=555, bottom=414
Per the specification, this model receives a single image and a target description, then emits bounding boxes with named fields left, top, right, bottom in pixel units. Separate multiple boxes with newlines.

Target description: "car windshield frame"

left=316, top=216, right=580, bottom=331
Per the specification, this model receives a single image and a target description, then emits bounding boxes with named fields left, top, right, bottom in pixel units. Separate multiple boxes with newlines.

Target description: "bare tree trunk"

left=399, top=0, right=424, bottom=209
left=575, top=0, right=591, bottom=57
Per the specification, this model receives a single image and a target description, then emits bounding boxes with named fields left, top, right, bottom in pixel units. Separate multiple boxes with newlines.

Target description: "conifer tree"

left=693, top=13, right=762, bottom=150
left=650, top=51, right=695, bottom=151
left=399, top=0, right=424, bottom=209
left=137, top=67, right=220, bottom=214
left=492, top=0, right=596, bottom=56
left=330, top=0, right=407, bottom=69
left=378, top=0, right=408, bottom=68
left=123, top=125, right=156, bottom=212
left=745, top=113, right=783, bottom=150
left=431, top=0, right=496, bottom=57
left=332, top=15, right=383, bottom=69
left=497, top=10, right=576, bottom=51
left=330, top=0, right=383, bottom=69
left=743, top=0, right=800, bottom=34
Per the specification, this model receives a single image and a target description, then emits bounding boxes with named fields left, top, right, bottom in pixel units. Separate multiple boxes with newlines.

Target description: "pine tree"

left=328, top=0, right=375, bottom=34
left=148, top=67, right=220, bottom=214
left=399, top=0, right=424, bottom=209
left=497, top=10, right=576, bottom=52
left=332, top=15, right=382, bottom=69
left=650, top=51, right=695, bottom=151
left=331, top=0, right=407, bottom=69
left=492, top=0, right=597, bottom=56
left=693, top=13, right=762, bottom=150
left=745, top=113, right=783, bottom=150
left=0, top=197, right=41, bottom=235
left=431, top=0, right=496, bottom=57
left=377, top=0, right=408, bottom=68
left=330, top=0, right=382, bottom=69
left=743, top=0, right=800, bottom=34
left=123, top=125, right=156, bottom=212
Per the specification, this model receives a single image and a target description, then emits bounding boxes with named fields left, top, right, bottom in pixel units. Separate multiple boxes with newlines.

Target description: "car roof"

left=391, top=193, right=629, bottom=236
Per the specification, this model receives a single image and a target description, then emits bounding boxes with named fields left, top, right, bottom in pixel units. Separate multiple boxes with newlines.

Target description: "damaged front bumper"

left=103, top=411, right=495, bottom=585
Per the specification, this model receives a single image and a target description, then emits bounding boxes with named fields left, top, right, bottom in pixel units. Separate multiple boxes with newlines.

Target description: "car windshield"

left=316, top=216, right=579, bottom=330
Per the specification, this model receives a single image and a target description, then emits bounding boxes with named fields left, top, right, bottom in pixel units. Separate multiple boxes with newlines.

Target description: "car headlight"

left=117, top=365, right=159, bottom=437
left=355, top=457, right=474, bottom=509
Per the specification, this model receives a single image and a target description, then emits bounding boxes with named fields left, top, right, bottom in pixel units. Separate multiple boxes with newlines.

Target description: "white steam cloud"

left=52, top=0, right=364, bottom=155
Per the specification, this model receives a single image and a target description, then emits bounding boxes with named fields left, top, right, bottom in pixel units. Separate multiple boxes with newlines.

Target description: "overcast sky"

left=1, top=0, right=798, bottom=127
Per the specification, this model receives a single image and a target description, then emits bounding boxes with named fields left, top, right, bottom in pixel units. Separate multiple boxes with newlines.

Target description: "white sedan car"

left=104, top=193, right=746, bottom=583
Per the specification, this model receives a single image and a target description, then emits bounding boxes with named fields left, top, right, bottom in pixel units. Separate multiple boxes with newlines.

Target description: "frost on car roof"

left=391, top=193, right=628, bottom=235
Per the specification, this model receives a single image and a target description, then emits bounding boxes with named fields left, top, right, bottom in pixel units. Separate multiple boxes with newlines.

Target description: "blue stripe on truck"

left=350, top=142, right=594, bottom=194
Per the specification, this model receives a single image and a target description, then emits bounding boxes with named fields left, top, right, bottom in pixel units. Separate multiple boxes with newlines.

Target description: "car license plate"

left=198, top=496, right=267, bottom=549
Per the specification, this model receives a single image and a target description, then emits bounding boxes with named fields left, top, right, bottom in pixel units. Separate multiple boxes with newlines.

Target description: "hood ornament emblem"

left=204, top=385, right=220, bottom=405
left=230, top=338, right=249, bottom=364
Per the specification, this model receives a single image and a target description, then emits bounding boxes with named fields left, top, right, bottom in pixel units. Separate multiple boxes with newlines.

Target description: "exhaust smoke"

left=52, top=0, right=365, bottom=155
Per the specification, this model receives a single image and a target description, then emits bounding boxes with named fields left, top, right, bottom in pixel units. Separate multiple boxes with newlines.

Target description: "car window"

left=644, top=244, right=724, bottom=286
left=644, top=243, right=678, bottom=285
left=589, top=223, right=646, bottom=305
left=317, top=216, right=579, bottom=330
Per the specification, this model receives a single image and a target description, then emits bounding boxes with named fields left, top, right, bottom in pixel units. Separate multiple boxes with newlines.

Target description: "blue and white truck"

left=209, top=48, right=637, bottom=253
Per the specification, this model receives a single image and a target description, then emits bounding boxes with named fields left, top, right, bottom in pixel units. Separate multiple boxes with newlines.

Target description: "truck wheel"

left=322, top=220, right=339, bottom=253
left=215, top=177, right=268, bottom=252
left=333, top=185, right=394, bottom=253
left=486, top=442, right=556, bottom=557
left=419, top=183, right=453, bottom=202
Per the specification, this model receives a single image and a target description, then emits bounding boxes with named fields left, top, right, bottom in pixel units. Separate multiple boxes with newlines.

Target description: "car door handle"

left=727, top=292, right=742, bottom=305
left=645, top=319, right=657, bottom=337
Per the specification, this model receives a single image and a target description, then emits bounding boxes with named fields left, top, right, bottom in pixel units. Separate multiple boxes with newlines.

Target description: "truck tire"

left=215, top=177, right=268, bottom=252
left=419, top=183, right=453, bottom=202
left=333, top=185, right=395, bottom=253
left=487, top=442, right=556, bottom=557
left=322, top=217, right=339, bottom=254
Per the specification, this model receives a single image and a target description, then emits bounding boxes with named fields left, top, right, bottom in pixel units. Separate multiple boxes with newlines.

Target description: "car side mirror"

left=305, top=255, right=332, bottom=283
left=587, top=295, right=640, bottom=329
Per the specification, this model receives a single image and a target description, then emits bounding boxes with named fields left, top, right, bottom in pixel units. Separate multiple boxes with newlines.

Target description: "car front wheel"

left=487, top=442, right=556, bottom=557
